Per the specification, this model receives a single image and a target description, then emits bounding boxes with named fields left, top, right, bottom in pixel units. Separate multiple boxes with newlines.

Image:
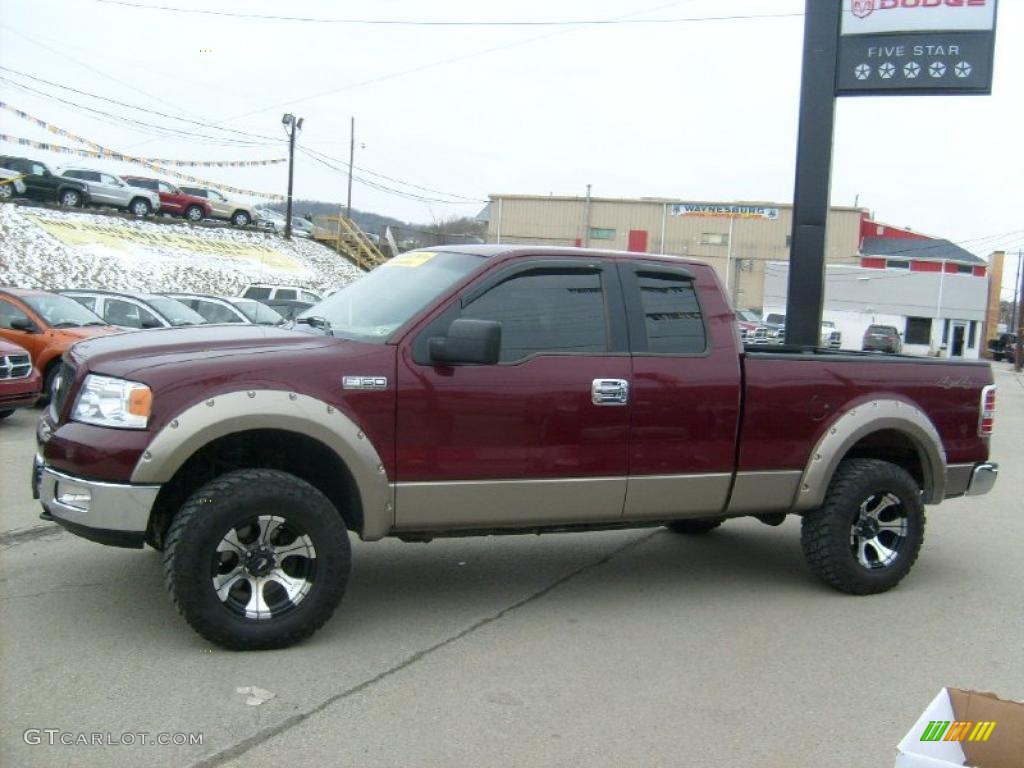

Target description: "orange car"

left=0, top=288, right=121, bottom=398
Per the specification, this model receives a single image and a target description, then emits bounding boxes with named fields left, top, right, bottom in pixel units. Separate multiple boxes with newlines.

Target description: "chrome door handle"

left=592, top=378, right=629, bottom=405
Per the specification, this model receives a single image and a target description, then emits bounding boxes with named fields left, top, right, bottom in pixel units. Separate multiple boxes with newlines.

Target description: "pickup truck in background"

left=34, top=245, right=998, bottom=649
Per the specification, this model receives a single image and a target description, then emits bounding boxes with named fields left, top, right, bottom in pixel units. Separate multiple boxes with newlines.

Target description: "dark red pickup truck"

left=34, top=246, right=998, bottom=649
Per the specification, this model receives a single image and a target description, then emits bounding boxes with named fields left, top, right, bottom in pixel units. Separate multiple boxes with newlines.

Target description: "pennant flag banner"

left=0, top=103, right=287, bottom=200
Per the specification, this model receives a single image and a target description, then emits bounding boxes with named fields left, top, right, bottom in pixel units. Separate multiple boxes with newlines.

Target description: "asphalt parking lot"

left=1, top=366, right=1021, bottom=768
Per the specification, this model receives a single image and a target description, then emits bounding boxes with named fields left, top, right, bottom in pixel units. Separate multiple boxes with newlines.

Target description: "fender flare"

left=792, top=398, right=947, bottom=511
left=130, top=390, right=393, bottom=539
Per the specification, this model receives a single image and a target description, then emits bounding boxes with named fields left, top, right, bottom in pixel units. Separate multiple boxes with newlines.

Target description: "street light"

left=282, top=113, right=303, bottom=239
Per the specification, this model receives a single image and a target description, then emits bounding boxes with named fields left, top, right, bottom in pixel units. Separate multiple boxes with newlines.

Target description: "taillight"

left=979, top=384, right=996, bottom=436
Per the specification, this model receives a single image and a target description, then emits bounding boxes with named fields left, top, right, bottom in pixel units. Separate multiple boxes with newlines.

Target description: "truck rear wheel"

left=162, top=468, right=351, bottom=650
left=800, top=459, right=924, bottom=595
left=665, top=518, right=723, bottom=535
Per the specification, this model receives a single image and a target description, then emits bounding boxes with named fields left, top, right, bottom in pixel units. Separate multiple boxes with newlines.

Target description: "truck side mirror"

left=429, top=318, right=501, bottom=365
left=9, top=316, right=39, bottom=333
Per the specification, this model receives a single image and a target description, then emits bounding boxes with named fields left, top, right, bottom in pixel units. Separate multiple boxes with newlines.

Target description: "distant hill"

left=267, top=200, right=487, bottom=248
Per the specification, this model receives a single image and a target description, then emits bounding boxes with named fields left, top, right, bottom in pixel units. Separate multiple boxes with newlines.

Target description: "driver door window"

left=461, top=269, right=608, bottom=362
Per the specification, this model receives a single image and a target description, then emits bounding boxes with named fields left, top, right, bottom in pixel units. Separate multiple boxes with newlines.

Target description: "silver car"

left=60, top=169, right=161, bottom=216
left=179, top=186, right=256, bottom=227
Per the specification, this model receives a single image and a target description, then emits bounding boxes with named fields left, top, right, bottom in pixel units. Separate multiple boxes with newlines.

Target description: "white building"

left=763, top=238, right=989, bottom=359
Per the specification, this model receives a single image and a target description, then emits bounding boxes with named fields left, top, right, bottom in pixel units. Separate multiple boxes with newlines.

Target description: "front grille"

left=0, top=354, right=32, bottom=380
left=49, top=361, right=76, bottom=418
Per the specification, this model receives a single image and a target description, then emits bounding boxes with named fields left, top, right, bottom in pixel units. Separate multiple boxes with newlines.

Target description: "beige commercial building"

left=483, top=194, right=866, bottom=311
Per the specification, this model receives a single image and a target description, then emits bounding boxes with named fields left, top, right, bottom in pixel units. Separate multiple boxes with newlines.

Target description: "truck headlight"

left=71, top=375, right=152, bottom=429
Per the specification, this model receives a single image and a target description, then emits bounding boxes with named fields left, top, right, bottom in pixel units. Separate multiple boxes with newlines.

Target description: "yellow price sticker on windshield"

left=385, top=252, right=436, bottom=268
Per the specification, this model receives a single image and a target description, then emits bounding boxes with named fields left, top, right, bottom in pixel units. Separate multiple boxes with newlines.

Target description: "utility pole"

left=1010, top=249, right=1022, bottom=335
left=282, top=112, right=303, bottom=240
left=583, top=184, right=592, bottom=247
left=346, top=116, right=355, bottom=220
left=1016, top=249, right=1024, bottom=373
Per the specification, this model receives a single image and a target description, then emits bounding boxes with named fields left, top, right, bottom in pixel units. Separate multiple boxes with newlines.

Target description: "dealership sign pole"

left=784, top=0, right=998, bottom=348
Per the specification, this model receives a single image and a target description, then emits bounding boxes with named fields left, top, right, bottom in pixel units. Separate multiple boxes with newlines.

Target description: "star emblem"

left=878, top=62, right=896, bottom=79
left=854, top=63, right=871, bottom=80
left=929, top=61, right=947, bottom=78
left=954, top=60, right=972, bottom=78
left=903, top=61, right=921, bottom=79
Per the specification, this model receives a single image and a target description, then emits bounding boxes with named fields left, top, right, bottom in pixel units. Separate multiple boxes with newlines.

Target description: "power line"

left=298, top=147, right=483, bottom=205
left=0, top=66, right=282, bottom=144
left=0, top=77, right=276, bottom=147
left=87, top=1, right=803, bottom=27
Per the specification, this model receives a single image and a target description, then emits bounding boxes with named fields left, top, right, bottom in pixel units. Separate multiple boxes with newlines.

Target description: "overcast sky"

left=0, top=0, right=1021, bottom=296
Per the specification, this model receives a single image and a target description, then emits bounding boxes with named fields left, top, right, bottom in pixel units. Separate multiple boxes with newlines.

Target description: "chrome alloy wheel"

left=212, top=515, right=317, bottom=620
left=849, top=492, right=907, bottom=570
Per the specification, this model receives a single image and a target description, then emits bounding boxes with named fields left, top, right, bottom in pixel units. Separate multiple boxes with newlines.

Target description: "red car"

left=0, top=338, right=42, bottom=419
left=120, top=176, right=211, bottom=221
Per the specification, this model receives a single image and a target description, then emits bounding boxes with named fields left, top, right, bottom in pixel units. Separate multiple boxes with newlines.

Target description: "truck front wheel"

left=162, top=468, right=351, bottom=650
left=800, top=459, right=924, bottom=595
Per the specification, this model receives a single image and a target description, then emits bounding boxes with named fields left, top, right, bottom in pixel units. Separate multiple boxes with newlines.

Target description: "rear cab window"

left=243, top=287, right=272, bottom=300
left=619, top=264, right=707, bottom=355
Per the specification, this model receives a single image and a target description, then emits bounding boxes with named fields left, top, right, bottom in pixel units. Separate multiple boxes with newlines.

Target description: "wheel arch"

left=133, top=390, right=392, bottom=544
left=793, top=398, right=946, bottom=511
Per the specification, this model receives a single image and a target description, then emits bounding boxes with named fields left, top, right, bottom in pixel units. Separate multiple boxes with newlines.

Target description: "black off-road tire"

left=666, top=518, right=724, bottom=535
left=801, top=458, right=924, bottom=595
left=162, top=468, right=351, bottom=650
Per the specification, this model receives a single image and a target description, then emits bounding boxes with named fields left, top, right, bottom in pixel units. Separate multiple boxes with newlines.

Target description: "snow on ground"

left=0, top=203, right=364, bottom=296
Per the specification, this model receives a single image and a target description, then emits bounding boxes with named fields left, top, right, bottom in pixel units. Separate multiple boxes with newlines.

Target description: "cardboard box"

left=896, top=688, right=1024, bottom=768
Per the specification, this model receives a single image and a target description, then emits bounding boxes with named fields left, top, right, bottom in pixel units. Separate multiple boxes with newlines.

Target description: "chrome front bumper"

left=35, top=457, right=159, bottom=548
left=965, top=462, right=998, bottom=497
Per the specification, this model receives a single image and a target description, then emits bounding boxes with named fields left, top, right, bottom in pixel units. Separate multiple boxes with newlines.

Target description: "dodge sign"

left=836, top=0, right=998, bottom=95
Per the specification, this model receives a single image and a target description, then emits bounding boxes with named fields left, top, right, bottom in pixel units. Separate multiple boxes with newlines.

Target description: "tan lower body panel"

left=394, top=477, right=627, bottom=530
left=624, top=473, right=733, bottom=520
left=726, top=471, right=803, bottom=515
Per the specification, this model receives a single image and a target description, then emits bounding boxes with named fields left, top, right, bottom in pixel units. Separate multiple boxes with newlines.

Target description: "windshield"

left=298, top=250, right=484, bottom=341
left=233, top=299, right=284, bottom=325
left=735, top=309, right=761, bottom=323
left=24, top=294, right=106, bottom=328
left=146, top=297, right=208, bottom=326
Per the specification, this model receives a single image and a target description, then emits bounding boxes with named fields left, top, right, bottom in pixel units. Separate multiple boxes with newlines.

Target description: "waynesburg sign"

left=837, top=0, right=998, bottom=94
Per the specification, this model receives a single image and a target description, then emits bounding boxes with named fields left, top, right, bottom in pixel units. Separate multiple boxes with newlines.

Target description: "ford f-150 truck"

left=33, top=245, right=998, bottom=650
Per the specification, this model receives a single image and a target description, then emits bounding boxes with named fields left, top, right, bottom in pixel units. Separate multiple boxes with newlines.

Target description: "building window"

left=701, top=232, right=729, bottom=246
left=968, top=321, right=977, bottom=349
left=886, top=259, right=910, bottom=269
left=905, top=317, right=932, bottom=345
left=955, top=264, right=973, bottom=274
left=589, top=227, right=615, bottom=240
left=942, top=319, right=950, bottom=345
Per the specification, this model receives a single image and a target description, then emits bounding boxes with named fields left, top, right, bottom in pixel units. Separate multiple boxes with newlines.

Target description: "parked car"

left=764, top=313, right=841, bottom=348
left=0, top=287, right=119, bottom=398
left=60, top=169, right=161, bottom=216
left=0, top=167, right=28, bottom=200
left=178, top=186, right=256, bottom=227
left=735, top=309, right=779, bottom=345
left=291, top=216, right=314, bottom=238
left=33, top=245, right=998, bottom=650
left=0, top=156, right=90, bottom=207
left=240, top=284, right=320, bottom=320
left=120, top=176, right=211, bottom=221
left=254, top=208, right=287, bottom=233
left=862, top=324, right=903, bottom=354
left=61, top=290, right=208, bottom=330
left=166, top=293, right=283, bottom=326
left=0, top=338, right=42, bottom=420
left=987, top=332, right=1018, bottom=363
left=227, top=298, right=286, bottom=326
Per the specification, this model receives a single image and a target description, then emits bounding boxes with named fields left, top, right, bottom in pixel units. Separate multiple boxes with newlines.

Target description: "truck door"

left=617, top=262, right=742, bottom=520
left=394, top=258, right=631, bottom=531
